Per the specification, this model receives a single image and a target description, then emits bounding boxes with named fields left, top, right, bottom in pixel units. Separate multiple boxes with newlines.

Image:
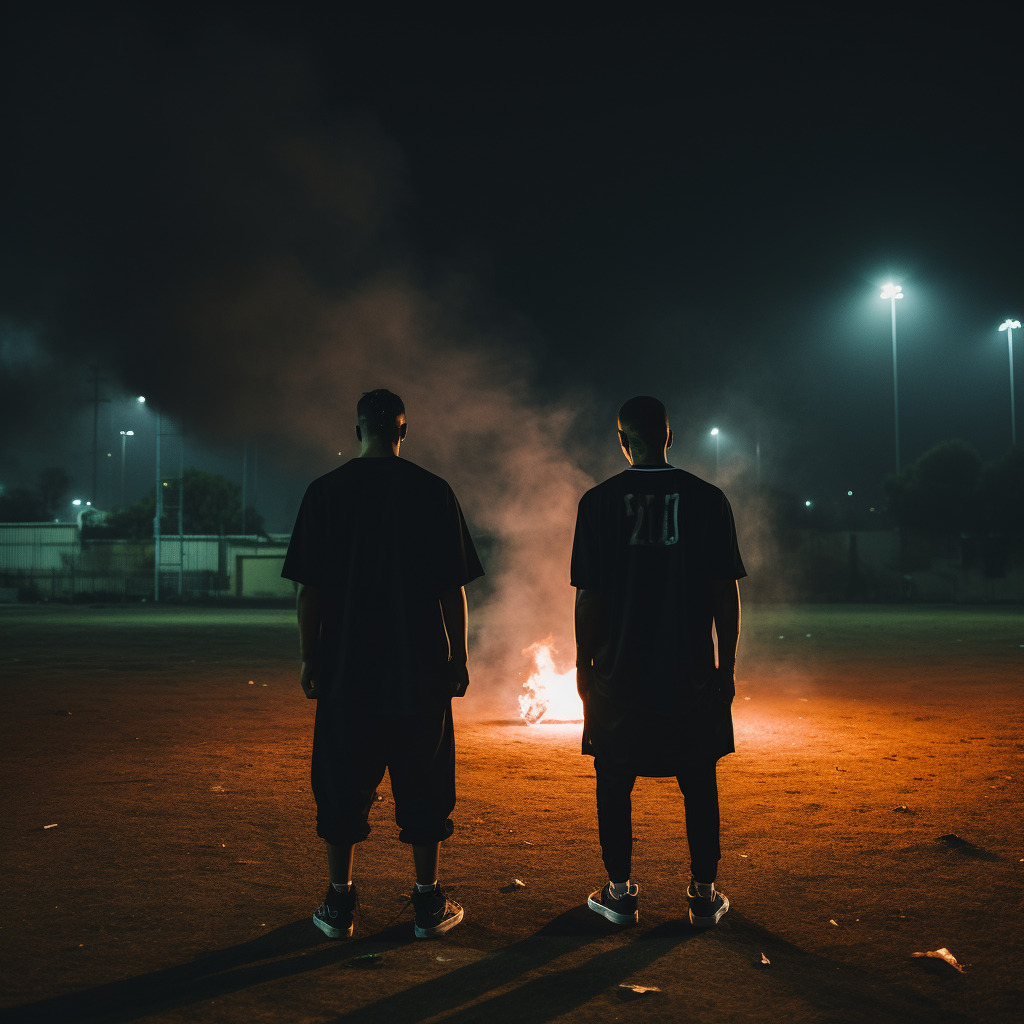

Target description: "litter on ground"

left=912, top=948, right=964, bottom=973
left=760, top=953, right=771, bottom=966
left=43, top=824, right=58, bottom=830
left=619, top=984, right=660, bottom=994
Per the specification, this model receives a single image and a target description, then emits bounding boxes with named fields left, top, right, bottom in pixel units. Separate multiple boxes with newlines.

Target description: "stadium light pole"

left=998, top=319, right=1020, bottom=445
left=881, top=284, right=904, bottom=474
left=119, top=430, right=134, bottom=507
left=710, top=427, right=720, bottom=477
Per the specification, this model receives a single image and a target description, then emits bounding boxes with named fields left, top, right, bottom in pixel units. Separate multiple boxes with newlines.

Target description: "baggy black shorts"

left=311, top=701, right=456, bottom=847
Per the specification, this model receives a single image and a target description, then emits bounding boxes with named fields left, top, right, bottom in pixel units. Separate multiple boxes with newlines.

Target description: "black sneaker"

left=587, top=882, right=639, bottom=925
left=411, top=884, right=464, bottom=938
left=313, top=884, right=357, bottom=939
left=687, top=880, right=729, bottom=926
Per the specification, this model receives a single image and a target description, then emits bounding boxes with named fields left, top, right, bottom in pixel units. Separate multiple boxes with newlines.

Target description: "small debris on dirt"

left=739, top=853, right=749, bottom=858
left=893, top=805, right=911, bottom=813
left=374, top=793, right=384, bottom=802
left=760, top=952, right=771, bottom=966
left=248, top=681, right=254, bottom=685
left=829, top=919, right=839, bottom=926
left=436, top=956, right=450, bottom=962
left=912, top=948, right=964, bottom=973
left=619, top=984, right=660, bottom=994
left=499, top=879, right=527, bottom=893
left=835, top=767, right=847, bottom=772
left=344, top=953, right=385, bottom=969
left=523, top=841, right=533, bottom=845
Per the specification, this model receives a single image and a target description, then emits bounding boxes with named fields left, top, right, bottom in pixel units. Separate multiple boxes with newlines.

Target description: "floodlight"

left=710, top=427, right=719, bottom=436
left=847, top=490, right=853, bottom=496
left=137, top=396, right=146, bottom=403
left=999, top=319, right=1020, bottom=332
left=880, top=283, right=903, bottom=300
left=72, top=499, right=82, bottom=506
left=805, top=500, right=812, bottom=507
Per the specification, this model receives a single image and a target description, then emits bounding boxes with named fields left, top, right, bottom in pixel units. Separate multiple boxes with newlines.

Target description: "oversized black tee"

left=570, top=466, right=746, bottom=775
left=282, top=458, right=484, bottom=714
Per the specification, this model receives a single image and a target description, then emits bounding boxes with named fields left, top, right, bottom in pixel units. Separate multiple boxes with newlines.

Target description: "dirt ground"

left=0, top=603, right=1021, bottom=1024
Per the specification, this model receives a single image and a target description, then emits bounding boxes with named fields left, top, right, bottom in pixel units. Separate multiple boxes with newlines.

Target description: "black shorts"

left=311, top=702, right=456, bottom=846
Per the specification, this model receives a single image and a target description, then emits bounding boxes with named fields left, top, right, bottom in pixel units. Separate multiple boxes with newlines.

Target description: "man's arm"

left=711, top=578, right=741, bottom=698
left=297, top=583, right=323, bottom=698
left=574, top=588, right=602, bottom=700
left=440, top=586, right=470, bottom=697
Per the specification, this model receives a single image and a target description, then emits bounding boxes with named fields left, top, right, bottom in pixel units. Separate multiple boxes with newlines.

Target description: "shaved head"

left=618, top=396, right=669, bottom=452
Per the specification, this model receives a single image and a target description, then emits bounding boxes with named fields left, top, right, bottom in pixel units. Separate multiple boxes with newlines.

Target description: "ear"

left=398, top=422, right=408, bottom=441
left=355, top=425, right=362, bottom=442
left=667, top=428, right=674, bottom=451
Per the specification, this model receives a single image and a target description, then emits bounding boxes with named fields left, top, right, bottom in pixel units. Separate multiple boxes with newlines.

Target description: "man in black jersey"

left=282, top=390, right=485, bottom=940
left=571, top=395, right=745, bottom=927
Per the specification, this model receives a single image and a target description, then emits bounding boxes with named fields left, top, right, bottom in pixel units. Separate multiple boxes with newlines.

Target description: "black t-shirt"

left=282, top=458, right=484, bottom=713
left=570, top=465, right=746, bottom=773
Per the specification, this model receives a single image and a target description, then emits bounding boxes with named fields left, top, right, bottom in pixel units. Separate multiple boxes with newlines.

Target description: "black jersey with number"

left=570, top=465, right=746, bottom=774
left=282, top=458, right=484, bottom=714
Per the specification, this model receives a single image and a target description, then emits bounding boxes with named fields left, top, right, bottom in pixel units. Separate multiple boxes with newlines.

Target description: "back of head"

left=618, top=396, right=669, bottom=455
left=357, top=389, right=406, bottom=443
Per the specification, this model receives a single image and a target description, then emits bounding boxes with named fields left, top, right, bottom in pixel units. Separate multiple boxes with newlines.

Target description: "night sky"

left=1, top=6, right=1020, bottom=531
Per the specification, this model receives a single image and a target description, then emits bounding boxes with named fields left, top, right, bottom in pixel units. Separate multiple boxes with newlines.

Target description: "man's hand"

left=300, top=660, right=319, bottom=699
left=576, top=659, right=593, bottom=701
left=712, top=664, right=735, bottom=715
left=448, top=658, right=470, bottom=698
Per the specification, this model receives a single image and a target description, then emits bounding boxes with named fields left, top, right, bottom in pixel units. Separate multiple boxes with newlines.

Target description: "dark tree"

left=100, top=467, right=265, bottom=538
left=979, top=445, right=1023, bottom=540
left=884, top=440, right=982, bottom=538
left=0, top=467, right=71, bottom=522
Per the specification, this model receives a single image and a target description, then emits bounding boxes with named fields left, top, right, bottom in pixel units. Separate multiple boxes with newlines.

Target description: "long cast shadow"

left=0, top=918, right=401, bottom=1024
left=0, top=907, right=608, bottom=1024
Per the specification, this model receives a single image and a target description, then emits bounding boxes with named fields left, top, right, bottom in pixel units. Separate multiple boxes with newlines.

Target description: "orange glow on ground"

left=518, top=637, right=584, bottom=724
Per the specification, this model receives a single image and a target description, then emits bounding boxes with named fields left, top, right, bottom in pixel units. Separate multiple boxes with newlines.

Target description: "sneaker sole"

left=587, top=893, right=638, bottom=926
left=688, top=893, right=730, bottom=927
left=414, top=904, right=464, bottom=938
left=313, top=913, right=354, bottom=939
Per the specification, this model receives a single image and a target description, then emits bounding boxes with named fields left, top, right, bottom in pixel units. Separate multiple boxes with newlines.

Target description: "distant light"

left=86, top=501, right=92, bottom=506
left=870, top=507, right=876, bottom=512
left=710, top=427, right=720, bottom=436
left=137, top=396, right=146, bottom=403
left=126, top=430, right=134, bottom=435
left=804, top=500, right=812, bottom=507
left=163, top=481, right=168, bottom=487
left=72, top=499, right=82, bottom=506
left=880, top=283, right=903, bottom=300
left=999, top=319, right=1021, bottom=331
left=847, top=490, right=853, bottom=496
left=107, top=452, right=112, bottom=457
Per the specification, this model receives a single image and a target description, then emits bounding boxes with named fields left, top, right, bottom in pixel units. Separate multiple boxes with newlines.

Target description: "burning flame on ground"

left=518, top=637, right=584, bottom=724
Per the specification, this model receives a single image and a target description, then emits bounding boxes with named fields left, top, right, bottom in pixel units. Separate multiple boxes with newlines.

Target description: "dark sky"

left=1, top=5, right=1020, bottom=530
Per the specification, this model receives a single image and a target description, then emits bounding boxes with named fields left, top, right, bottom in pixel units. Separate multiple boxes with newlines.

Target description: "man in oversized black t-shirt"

left=282, top=389, right=484, bottom=941
left=571, top=395, right=746, bottom=928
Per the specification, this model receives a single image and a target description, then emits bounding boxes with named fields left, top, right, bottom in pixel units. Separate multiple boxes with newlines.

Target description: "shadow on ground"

left=1, top=907, right=970, bottom=1024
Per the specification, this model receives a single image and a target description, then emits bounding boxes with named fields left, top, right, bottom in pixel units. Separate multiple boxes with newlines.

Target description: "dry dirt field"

left=1, top=603, right=1021, bottom=1024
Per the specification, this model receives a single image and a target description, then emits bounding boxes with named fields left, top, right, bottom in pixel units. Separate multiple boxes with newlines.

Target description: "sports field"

left=1, top=604, right=1021, bottom=1023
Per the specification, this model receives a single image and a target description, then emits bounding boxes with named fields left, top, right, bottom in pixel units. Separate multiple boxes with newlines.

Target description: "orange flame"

left=518, top=637, right=584, bottom=724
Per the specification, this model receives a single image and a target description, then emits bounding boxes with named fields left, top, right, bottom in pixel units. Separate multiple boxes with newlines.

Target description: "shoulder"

left=397, top=459, right=457, bottom=498
left=305, top=460, right=358, bottom=497
left=579, top=471, right=631, bottom=506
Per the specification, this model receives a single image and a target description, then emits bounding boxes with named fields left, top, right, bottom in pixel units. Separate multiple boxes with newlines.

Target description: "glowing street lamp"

left=136, top=396, right=146, bottom=404
left=119, top=430, right=135, bottom=506
left=880, top=283, right=904, bottom=473
left=998, top=319, right=1020, bottom=445
left=710, top=427, right=720, bottom=476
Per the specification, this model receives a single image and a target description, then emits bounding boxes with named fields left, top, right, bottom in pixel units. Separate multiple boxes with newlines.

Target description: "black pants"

left=312, top=705, right=456, bottom=847
left=595, top=758, right=721, bottom=883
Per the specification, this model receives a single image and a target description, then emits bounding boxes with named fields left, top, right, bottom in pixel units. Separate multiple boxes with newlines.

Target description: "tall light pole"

left=118, top=430, right=134, bottom=506
left=710, top=427, right=720, bottom=477
left=998, top=319, right=1020, bottom=445
left=881, top=284, right=904, bottom=473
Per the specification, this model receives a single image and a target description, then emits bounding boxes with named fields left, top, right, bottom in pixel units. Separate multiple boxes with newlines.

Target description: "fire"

left=518, top=637, right=584, bottom=724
